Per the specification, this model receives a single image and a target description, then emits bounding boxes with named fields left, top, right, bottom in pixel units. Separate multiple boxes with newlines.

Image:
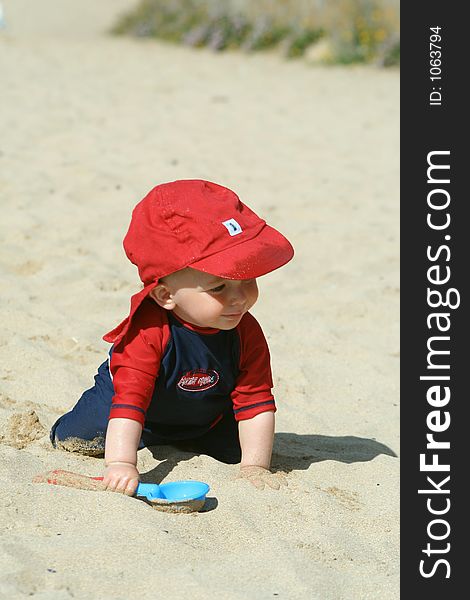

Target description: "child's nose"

left=229, top=285, right=246, bottom=306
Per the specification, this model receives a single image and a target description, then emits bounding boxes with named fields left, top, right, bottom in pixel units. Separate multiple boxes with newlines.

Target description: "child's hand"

left=237, top=466, right=287, bottom=490
left=103, top=461, right=139, bottom=496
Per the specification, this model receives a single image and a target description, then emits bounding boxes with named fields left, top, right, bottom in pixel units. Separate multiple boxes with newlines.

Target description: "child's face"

left=151, top=268, right=259, bottom=330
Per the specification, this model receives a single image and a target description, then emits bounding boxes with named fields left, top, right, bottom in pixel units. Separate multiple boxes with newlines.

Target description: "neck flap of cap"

left=102, top=281, right=158, bottom=345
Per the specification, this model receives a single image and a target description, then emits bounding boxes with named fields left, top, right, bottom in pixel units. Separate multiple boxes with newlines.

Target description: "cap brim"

left=189, top=224, right=294, bottom=280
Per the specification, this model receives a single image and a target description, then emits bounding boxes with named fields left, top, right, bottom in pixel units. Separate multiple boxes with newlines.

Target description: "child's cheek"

left=249, top=287, right=259, bottom=307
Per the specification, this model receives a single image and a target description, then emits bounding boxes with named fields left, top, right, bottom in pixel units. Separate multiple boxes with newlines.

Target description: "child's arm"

left=237, top=411, right=286, bottom=490
left=103, top=305, right=169, bottom=495
left=103, top=418, right=142, bottom=495
left=239, top=410, right=274, bottom=468
left=232, top=314, right=286, bottom=489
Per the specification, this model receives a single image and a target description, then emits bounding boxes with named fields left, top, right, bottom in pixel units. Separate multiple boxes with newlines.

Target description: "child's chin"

left=218, top=315, right=243, bottom=329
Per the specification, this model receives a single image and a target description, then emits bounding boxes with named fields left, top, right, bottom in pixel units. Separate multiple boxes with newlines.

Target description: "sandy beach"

left=0, top=1, right=399, bottom=598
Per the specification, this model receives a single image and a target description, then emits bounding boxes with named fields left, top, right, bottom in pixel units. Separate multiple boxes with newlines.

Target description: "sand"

left=0, top=1, right=399, bottom=598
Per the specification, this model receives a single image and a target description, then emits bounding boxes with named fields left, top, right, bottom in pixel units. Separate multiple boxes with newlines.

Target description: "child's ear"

left=149, top=283, right=175, bottom=310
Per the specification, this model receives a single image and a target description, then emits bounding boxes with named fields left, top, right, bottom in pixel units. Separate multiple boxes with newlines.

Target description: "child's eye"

left=208, top=284, right=225, bottom=294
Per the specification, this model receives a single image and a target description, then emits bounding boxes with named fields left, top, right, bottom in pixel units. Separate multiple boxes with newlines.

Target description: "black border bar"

left=401, top=2, right=467, bottom=595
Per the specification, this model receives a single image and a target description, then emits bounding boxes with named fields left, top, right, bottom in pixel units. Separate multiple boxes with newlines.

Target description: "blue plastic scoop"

left=35, top=470, right=210, bottom=513
left=136, top=480, right=210, bottom=502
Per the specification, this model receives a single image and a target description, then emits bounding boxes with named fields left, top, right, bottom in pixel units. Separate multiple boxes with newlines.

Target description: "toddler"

left=50, top=180, right=294, bottom=493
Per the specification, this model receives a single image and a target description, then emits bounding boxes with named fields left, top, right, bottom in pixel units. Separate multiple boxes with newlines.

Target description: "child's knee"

left=50, top=414, right=106, bottom=457
left=53, top=435, right=105, bottom=457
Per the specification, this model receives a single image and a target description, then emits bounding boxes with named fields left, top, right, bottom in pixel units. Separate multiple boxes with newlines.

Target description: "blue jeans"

left=50, top=359, right=241, bottom=464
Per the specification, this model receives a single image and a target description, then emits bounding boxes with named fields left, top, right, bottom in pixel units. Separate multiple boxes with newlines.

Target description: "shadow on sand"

left=270, top=432, right=397, bottom=472
left=139, top=432, right=397, bottom=483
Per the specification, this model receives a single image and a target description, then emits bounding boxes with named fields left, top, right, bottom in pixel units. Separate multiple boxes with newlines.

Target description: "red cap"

left=103, top=179, right=294, bottom=344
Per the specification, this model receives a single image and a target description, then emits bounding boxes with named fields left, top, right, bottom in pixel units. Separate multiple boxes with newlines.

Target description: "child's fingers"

left=103, top=464, right=139, bottom=495
left=248, top=476, right=266, bottom=490
left=264, top=472, right=288, bottom=489
left=264, top=476, right=280, bottom=490
left=237, top=467, right=288, bottom=490
left=272, top=472, right=288, bottom=487
left=104, top=479, right=119, bottom=492
left=115, top=479, right=129, bottom=494
left=236, top=470, right=264, bottom=489
left=263, top=474, right=287, bottom=489
left=115, top=476, right=136, bottom=495
left=124, top=478, right=139, bottom=496
left=104, top=476, right=129, bottom=494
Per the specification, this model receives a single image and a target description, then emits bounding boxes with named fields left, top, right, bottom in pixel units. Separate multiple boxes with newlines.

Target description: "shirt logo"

left=177, top=369, right=220, bottom=392
left=222, top=218, right=243, bottom=236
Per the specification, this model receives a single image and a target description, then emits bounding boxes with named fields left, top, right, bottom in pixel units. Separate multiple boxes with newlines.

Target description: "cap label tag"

left=222, top=218, right=243, bottom=236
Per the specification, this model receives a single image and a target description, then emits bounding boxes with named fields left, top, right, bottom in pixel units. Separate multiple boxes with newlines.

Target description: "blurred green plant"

left=324, top=0, right=399, bottom=64
left=111, top=0, right=399, bottom=66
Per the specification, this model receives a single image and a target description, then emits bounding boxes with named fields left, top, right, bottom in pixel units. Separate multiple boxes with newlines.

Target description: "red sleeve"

left=108, top=300, right=171, bottom=426
left=231, top=312, right=276, bottom=422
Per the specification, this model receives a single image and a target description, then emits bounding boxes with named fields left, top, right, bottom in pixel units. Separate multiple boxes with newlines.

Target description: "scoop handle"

left=135, top=482, right=164, bottom=499
left=93, top=478, right=163, bottom=499
left=33, top=470, right=163, bottom=499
